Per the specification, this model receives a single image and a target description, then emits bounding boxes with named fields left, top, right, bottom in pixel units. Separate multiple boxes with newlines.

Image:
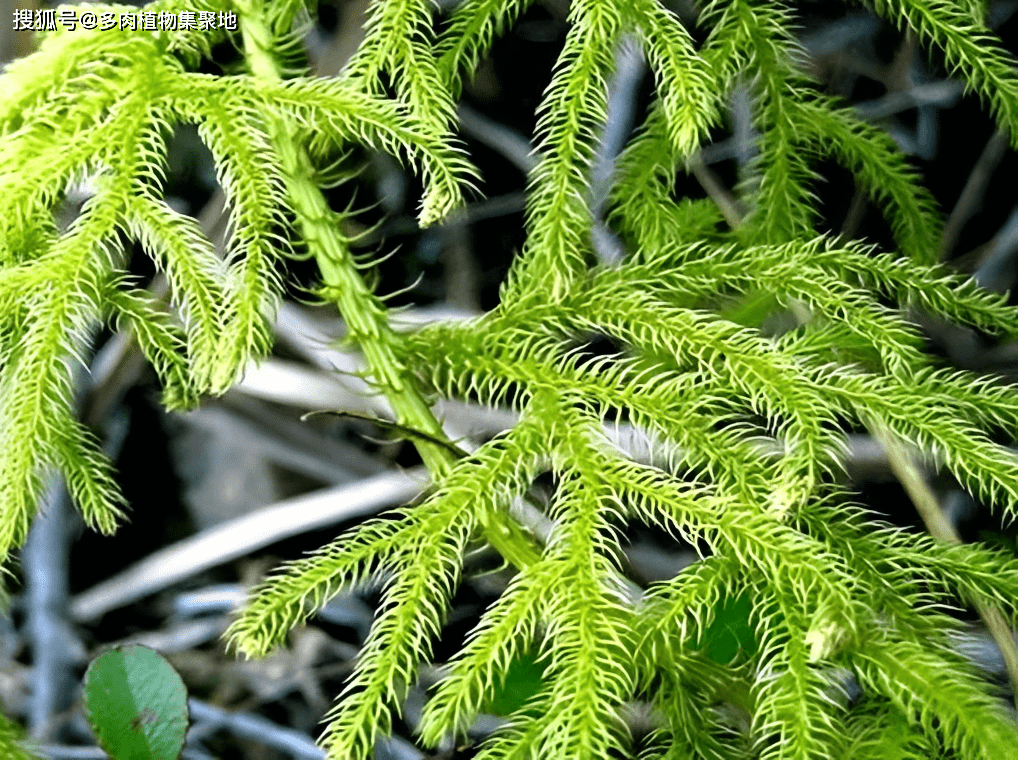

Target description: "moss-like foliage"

left=4, top=0, right=1018, bottom=758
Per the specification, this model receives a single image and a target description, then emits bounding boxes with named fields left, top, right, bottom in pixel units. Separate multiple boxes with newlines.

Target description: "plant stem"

left=872, top=422, right=1018, bottom=708
left=234, top=0, right=541, bottom=571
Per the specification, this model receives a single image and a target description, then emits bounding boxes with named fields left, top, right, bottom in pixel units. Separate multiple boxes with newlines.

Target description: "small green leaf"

left=83, top=645, right=189, bottom=760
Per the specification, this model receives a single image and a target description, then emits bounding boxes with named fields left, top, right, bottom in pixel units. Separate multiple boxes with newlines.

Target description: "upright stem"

left=234, top=0, right=540, bottom=570
left=872, top=423, right=1018, bottom=708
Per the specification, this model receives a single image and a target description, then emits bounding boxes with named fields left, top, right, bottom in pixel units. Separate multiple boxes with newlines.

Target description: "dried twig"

left=70, top=469, right=428, bottom=622
left=940, top=129, right=1010, bottom=260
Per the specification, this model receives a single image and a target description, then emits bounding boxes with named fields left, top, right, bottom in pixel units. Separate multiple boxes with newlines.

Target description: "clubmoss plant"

left=5, top=0, right=1018, bottom=757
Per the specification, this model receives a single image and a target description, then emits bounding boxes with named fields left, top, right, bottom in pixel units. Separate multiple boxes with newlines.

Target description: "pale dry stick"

left=940, top=129, right=1010, bottom=261
left=798, top=10, right=881, bottom=63
left=23, top=481, right=81, bottom=741
left=440, top=207, right=482, bottom=311
left=689, top=84, right=754, bottom=230
left=69, top=468, right=428, bottom=622
left=590, top=35, right=646, bottom=265
left=220, top=392, right=386, bottom=477
left=699, top=134, right=756, bottom=166
left=871, top=424, right=1018, bottom=707
left=235, top=354, right=520, bottom=453
left=187, top=699, right=328, bottom=760
left=113, top=616, right=232, bottom=654
left=839, top=186, right=869, bottom=242
left=188, top=696, right=426, bottom=759
left=687, top=150, right=745, bottom=230
left=852, top=79, right=963, bottom=122
left=32, top=747, right=107, bottom=760
left=973, top=203, right=1018, bottom=292
left=176, top=401, right=383, bottom=485
left=457, top=103, right=537, bottom=175
left=729, top=82, right=756, bottom=170
left=867, top=30, right=946, bottom=160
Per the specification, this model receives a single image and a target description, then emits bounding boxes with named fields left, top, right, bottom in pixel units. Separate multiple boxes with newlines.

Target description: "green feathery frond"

left=502, top=0, right=625, bottom=300
left=701, top=0, right=824, bottom=244
left=842, top=701, right=935, bottom=759
left=436, top=0, right=538, bottom=97
left=855, top=633, right=1018, bottom=758
left=787, top=95, right=942, bottom=265
left=631, top=0, right=719, bottom=160
left=0, top=0, right=472, bottom=570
